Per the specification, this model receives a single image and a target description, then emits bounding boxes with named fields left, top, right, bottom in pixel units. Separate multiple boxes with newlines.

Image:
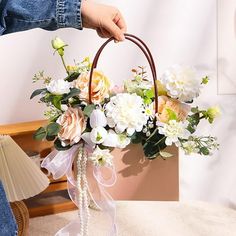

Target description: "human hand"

left=81, top=0, right=127, bottom=41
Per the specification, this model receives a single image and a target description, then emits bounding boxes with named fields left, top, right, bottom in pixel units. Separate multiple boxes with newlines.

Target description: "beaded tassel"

left=77, top=147, right=90, bottom=236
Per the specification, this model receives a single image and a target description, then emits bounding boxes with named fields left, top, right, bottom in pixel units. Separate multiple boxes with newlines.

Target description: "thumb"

left=102, top=20, right=125, bottom=41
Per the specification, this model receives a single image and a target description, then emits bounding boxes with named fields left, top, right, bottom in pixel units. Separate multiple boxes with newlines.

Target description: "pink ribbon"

left=41, top=144, right=117, bottom=236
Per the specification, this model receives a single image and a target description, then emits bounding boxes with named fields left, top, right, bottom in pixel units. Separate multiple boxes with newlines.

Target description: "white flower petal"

left=90, top=127, right=108, bottom=144
left=90, top=109, right=107, bottom=128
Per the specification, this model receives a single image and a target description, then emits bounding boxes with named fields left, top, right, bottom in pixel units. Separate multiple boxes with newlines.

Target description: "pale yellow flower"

left=74, top=70, right=110, bottom=104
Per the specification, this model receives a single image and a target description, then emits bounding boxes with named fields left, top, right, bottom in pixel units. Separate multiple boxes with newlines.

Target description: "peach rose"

left=74, top=70, right=110, bottom=104
left=57, top=107, right=86, bottom=145
left=157, top=96, right=191, bottom=123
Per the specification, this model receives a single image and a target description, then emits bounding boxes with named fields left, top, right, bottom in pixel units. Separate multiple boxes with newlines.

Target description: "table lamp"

left=0, top=135, right=49, bottom=235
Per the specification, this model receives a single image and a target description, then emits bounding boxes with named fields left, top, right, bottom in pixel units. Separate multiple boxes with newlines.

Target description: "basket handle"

left=89, top=33, right=158, bottom=113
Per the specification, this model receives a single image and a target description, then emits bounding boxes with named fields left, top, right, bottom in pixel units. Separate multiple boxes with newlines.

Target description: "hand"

left=81, top=0, right=127, bottom=41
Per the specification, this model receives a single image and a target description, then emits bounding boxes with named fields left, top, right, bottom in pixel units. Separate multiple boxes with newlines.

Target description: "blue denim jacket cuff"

left=57, top=0, right=83, bottom=30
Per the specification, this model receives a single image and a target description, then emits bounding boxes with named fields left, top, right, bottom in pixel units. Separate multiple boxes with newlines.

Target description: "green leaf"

left=145, top=89, right=155, bottom=98
left=144, top=98, right=152, bottom=105
left=52, top=95, right=63, bottom=110
left=191, top=107, right=199, bottom=113
left=166, top=108, right=178, bottom=121
left=130, top=132, right=143, bottom=144
left=143, top=129, right=167, bottom=158
left=83, top=104, right=96, bottom=117
left=46, top=135, right=56, bottom=141
left=54, top=139, right=71, bottom=151
left=200, top=147, right=210, bottom=155
left=202, top=76, right=209, bottom=84
left=65, top=72, right=80, bottom=82
left=159, top=151, right=173, bottom=159
left=30, top=88, right=47, bottom=99
left=33, top=127, right=47, bottom=140
left=62, top=88, right=80, bottom=101
left=46, top=123, right=61, bottom=136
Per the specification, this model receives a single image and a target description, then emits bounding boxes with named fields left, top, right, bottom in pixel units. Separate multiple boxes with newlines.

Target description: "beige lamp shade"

left=0, top=135, right=49, bottom=202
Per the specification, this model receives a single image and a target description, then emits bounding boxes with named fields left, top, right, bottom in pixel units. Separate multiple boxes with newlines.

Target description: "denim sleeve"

left=0, top=0, right=82, bottom=35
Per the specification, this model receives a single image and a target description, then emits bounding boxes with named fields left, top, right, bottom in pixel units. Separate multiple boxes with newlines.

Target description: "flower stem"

left=60, top=55, right=69, bottom=75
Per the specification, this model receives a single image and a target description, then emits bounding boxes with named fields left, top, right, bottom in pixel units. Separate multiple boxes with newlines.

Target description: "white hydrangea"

left=182, top=141, right=199, bottom=155
left=89, top=146, right=113, bottom=167
left=105, top=93, right=148, bottom=136
left=46, top=79, right=71, bottom=95
left=160, top=65, right=202, bottom=102
left=158, top=120, right=190, bottom=146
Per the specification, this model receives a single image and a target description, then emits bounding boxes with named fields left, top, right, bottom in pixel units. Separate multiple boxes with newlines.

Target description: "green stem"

left=60, top=55, right=69, bottom=75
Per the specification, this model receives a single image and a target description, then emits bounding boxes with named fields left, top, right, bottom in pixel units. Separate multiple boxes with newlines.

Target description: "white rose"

left=46, top=79, right=71, bottom=95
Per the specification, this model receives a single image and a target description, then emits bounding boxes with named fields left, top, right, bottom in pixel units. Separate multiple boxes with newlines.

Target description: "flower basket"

left=31, top=33, right=219, bottom=236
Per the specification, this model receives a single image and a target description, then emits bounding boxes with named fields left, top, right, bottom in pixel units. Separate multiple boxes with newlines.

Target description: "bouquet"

left=31, top=36, right=219, bottom=161
left=31, top=34, right=219, bottom=235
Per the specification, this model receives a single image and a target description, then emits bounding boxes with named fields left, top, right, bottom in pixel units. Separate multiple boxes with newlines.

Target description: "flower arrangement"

left=31, top=35, right=220, bottom=235
left=31, top=37, right=219, bottom=165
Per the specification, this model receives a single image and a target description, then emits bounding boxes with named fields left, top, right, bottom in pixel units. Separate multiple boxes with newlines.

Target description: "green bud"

left=52, top=37, right=66, bottom=50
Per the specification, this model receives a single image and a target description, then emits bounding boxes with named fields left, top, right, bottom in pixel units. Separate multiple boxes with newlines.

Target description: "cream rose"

left=57, top=107, right=86, bottom=145
left=74, top=70, right=110, bottom=104
left=157, top=96, right=191, bottom=123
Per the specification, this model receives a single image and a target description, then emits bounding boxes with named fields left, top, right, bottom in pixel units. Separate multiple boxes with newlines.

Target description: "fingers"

left=113, top=12, right=127, bottom=34
left=102, top=20, right=125, bottom=41
left=96, top=28, right=112, bottom=38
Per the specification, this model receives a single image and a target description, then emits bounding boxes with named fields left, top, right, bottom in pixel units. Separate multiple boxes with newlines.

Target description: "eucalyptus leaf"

left=65, top=72, right=80, bottom=82
left=83, top=104, right=96, bottom=117
left=30, top=88, right=47, bottom=99
left=54, top=139, right=71, bottom=151
left=52, top=95, right=63, bottom=110
left=33, top=127, right=47, bottom=140
left=46, top=123, right=61, bottom=136
left=62, top=88, right=80, bottom=101
left=200, top=147, right=209, bottom=155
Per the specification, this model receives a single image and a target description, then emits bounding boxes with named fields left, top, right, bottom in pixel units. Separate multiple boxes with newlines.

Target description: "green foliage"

left=142, top=128, right=167, bottom=159
left=65, top=72, right=80, bottom=82
left=83, top=104, right=96, bottom=117
left=46, top=123, right=61, bottom=136
left=62, top=88, right=80, bottom=102
left=52, top=95, right=63, bottom=110
left=30, top=88, right=47, bottom=99
left=54, top=138, right=71, bottom=151
left=130, top=132, right=143, bottom=144
left=33, top=127, right=47, bottom=140
left=202, top=76, right=209, bottom=84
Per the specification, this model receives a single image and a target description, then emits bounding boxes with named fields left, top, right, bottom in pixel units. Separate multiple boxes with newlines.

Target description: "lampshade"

left=0, top=135, right=49, bottom=202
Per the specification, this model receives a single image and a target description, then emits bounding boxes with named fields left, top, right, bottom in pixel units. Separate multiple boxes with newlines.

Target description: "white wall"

left=1, top=0, right=235, bottom=208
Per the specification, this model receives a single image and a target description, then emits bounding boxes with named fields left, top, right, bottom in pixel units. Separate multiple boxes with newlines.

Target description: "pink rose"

left=57, top=107, right=86, bottom=145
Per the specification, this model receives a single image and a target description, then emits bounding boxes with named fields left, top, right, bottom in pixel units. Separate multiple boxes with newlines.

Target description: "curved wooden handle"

left=88, top=33, right=158, bottom=113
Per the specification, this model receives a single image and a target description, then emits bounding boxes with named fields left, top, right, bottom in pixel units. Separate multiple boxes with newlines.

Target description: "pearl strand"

left=77, top=146, right=90, bottom=236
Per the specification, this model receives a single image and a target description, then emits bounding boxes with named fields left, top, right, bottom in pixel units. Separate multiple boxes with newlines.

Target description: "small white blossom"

left=116, top=133, right=131, bottom=148
left=182, top=141, right=199, bottom=155
left=46, top=79, right=71, bottom=95
left=105, top=93, right=148, bottom=136
left=158, top=120, right=190, bottom=146
left=160, top=65, right=202, bottom=102
left=90, top=127, right=108, bottom=144
left=89, top=146, right=113, bottom=167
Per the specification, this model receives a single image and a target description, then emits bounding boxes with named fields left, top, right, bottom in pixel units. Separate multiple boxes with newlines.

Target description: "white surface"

left=29, top=201, right=236, bottom=236
left=0, top=1, right=236, bottom=209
